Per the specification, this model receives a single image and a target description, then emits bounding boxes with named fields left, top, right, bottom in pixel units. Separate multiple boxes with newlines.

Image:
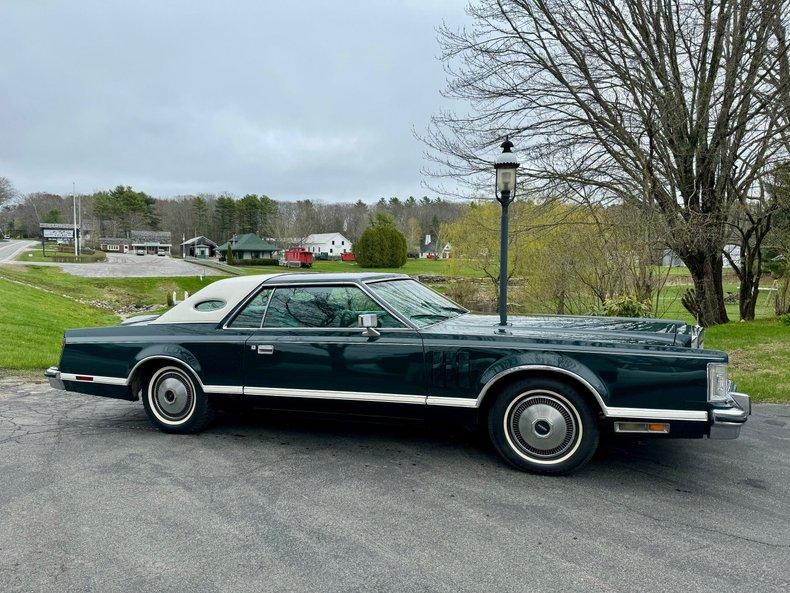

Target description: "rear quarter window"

left=194, top=299, right=226, bottom=312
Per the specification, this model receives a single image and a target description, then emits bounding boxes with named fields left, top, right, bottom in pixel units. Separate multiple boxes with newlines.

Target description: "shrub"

left=774, top=276, right=790, bottom=316
left=779, top=313, right=790, bottom=326
left=233, top=258, right=279, bottom=266
left=591, top=295, right=652, bottom=318
left=226, top=245, right=234, bottom=265
left=354, top=222, right=408, bottom=268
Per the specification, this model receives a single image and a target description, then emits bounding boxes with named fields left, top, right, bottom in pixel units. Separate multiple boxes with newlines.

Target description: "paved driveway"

left=0, top=377, right=787, bottom=592
left=10, top=251, right=221, bottom=277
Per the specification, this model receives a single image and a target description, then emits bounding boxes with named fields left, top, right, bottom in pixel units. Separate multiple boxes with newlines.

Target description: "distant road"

left=0, top=240, right=37, bottom=263
left=1, top=246, right=222, bottom=277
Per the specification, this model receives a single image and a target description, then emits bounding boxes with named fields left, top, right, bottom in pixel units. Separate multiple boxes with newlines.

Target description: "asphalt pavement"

left=5, top=250, right=221, bottom=277
left=0, top=376, right=788, bottom=592
left=0, top=239, right=38, bottom=263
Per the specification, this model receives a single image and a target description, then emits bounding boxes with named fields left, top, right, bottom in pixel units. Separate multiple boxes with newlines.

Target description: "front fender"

left=477, top=351, right=610, bottom=411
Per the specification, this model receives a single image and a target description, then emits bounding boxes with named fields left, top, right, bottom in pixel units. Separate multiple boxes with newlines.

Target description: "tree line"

left=0, top=180, right=464, bottom=252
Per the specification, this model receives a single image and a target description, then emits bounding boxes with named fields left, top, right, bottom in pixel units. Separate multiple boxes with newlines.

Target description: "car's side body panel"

left=419, top=329, right=721, bottom=412
left=59, top=324, right=249, bottom=394
left=243, top=328, right=425, bottom=400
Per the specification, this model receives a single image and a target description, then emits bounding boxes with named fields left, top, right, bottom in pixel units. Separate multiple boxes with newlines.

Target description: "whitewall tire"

left=487, top=377, right=599, bottom=475
left=142, top=365, right=214, bottom=433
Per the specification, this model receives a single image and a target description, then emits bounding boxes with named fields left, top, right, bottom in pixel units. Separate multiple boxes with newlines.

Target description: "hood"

left=423, top=313, right=694, bottom=348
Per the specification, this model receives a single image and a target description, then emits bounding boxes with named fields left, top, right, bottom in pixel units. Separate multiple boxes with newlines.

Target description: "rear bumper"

left=708, top=391, right=751, bottom=439
left=45, top=366, right=64, bottom=390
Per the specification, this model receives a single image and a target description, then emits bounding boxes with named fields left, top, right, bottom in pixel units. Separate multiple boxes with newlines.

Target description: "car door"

left=240, top=283, right=425, bottom=404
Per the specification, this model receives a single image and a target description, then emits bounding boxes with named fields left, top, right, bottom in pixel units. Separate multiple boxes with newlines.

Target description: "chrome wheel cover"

left=149, top=368, right=196, bottom=425
left=504, top=390, right=583, bottom=465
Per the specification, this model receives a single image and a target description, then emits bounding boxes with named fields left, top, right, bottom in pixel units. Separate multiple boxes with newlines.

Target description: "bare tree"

left=0, top=177, right=17, bottom=208
left=724, top=179, right=781, bottom=319
left=422, top=0, right=789, bottom=325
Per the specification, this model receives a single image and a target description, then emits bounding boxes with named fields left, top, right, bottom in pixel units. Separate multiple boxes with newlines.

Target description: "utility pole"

left=77, top=185, right=82, bottom=255
left=72, top=182, right=78, bottom=256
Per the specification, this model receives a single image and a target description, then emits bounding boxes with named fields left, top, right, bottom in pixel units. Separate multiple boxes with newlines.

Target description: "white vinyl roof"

left=152, top=274, right=282, bottom=324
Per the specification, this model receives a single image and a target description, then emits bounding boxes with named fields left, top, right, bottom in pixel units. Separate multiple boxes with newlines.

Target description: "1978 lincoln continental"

left=46, top=272, right=751, bottom=474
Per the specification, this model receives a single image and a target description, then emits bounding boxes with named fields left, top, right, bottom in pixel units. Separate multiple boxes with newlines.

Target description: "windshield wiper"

left=410, top=313, right=452, bottom=321
left=439, top=306, right=466, bottom=313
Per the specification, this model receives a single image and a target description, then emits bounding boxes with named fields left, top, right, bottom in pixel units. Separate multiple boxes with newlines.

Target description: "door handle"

left=256, top=344, right=275, bottom=355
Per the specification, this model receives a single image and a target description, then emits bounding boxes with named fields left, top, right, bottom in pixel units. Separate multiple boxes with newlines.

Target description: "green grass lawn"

left=654, top=283, right=775, bottom=322
left=0, top=265, right=220, bottom=310
left=18, top=248, right=105, bottom=263
left=0, top=277, right=119, bottom=369
left=705, top=319, right=790, bottom=404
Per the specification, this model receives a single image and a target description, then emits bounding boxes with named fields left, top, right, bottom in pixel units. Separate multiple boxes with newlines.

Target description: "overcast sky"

left=0, top=0, right=468, bottom=202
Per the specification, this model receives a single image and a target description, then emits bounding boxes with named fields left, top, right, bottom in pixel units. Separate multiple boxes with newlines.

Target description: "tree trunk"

left=556, top=290, right=566, bottom=315
left=680, top=251, right=730, bottom=326
left=734, top=244, right=761, bottom=321
left=739, top=272, right=759, bottom=321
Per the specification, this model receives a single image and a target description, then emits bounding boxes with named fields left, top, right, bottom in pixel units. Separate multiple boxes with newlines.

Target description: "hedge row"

left=231, top=258, right=280, bottom=266
left=50, top=253, right=107, bottom=263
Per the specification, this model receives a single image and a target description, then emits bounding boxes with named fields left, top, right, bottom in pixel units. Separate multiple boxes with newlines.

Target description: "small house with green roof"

left=217, top=233, right=278, bottom=261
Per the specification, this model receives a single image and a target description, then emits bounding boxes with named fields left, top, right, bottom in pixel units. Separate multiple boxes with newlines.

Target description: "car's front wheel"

left=142, top=365, right=214, bottom=433
left=487, top=377, right=599, bottom=475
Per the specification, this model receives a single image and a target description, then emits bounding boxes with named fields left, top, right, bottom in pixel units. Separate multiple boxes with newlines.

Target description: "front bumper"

left=709, top=391, right=751, bottom=439
left=45, top=366, right=65, bottom=390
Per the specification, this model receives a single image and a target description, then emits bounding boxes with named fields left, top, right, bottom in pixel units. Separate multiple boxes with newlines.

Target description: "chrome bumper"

left=709, top=391, right=751, bottom=439
left=45, top=366, right=65, bottom=390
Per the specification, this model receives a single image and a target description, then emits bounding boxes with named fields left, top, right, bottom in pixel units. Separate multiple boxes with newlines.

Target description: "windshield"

left=368, top=279, right=467, bottom=328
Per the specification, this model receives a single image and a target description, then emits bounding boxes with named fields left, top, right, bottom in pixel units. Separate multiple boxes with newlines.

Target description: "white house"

left=661, top=244, right=742, bottom=268
left=302, top=232, right=352, bottom=256
left=419, top=234, right=452, bottom=259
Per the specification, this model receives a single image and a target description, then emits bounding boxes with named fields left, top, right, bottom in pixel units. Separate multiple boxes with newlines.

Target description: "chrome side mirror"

left=358, top=313, right=380, bottom=338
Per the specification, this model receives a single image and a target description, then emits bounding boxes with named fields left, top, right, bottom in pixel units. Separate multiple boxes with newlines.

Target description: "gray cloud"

left=0, top=0, right=466, bottom=201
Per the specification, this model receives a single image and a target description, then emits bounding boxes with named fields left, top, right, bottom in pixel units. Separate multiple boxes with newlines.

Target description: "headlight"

left=707, top=363, right=730, bottom=403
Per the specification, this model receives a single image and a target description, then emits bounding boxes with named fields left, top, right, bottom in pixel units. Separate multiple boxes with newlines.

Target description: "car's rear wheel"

left=487, top=377, right=599, bottom=475
left=142, top=365, right=214, bottom=433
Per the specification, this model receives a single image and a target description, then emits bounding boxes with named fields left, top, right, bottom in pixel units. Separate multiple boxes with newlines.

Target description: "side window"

left=263, top=286, right=401, bottom=328
left=228, top=289, right=272, bottom=328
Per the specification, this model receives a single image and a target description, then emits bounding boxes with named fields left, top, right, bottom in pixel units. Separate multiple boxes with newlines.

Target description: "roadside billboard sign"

left=43, top=228, right=75, bottom=239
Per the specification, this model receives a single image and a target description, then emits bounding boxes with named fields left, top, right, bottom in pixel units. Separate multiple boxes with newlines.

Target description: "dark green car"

left=46, top=272, right=750, bottom=474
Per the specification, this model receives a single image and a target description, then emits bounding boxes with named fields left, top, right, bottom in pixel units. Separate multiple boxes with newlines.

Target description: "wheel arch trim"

left=476, top=364, right=608, bottom=414
left=127, top=355, right=213, bottom=393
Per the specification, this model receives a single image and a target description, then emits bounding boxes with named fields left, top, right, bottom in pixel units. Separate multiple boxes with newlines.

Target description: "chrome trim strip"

left=422, top=341, right=719, bottom=359
left=477, top=365, right=608, bottom=411
left=203, top=385, right=241, bottom=395
left=127, top=355, right=209, bottom=390
left=243, top=386, right=426, bottom=404
left=59, top=373, right=127, bottom=386
left=361, top=275, right=411, bottom=284
left=606, top=407, right=707, bottom=421
left=425, top=396, right=477, bottom=408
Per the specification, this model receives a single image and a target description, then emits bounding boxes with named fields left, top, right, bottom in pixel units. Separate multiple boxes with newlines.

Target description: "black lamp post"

left=494, top=136, right=520, bottom=328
